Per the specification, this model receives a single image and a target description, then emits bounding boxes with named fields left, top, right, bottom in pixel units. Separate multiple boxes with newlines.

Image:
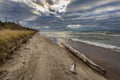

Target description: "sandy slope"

left=0, top=33, right=107, bottom=80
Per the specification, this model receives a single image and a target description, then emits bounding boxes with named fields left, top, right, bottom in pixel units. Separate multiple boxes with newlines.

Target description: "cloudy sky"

left=0, top=0, right=120, bottom=31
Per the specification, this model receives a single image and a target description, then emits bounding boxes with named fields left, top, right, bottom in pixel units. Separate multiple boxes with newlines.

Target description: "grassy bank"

left=0, top=21, right=37, bottom=63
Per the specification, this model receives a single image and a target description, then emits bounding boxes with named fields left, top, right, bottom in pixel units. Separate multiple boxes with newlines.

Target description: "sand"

left=0, top=33, right=106, bottom=80
left=32, top=34, right=106, bottom=80
left=64, top=39, right=120, bottom=80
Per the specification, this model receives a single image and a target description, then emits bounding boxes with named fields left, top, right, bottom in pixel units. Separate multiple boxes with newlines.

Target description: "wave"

left=39, top=32, right=120, bottom=52
left=74, top=32, right=120, bottom=37
left=39, top=32, right=62, bottom=45
left=75, top=32, right=106, bottom=35
left=110, top=34, right=120, bottom=37
left=71, top=38, right=120, bottom=50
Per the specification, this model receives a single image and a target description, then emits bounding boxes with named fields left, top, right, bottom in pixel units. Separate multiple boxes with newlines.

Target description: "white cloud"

left=9, top=0, right=71, bottom=16
left=67, top=24, right=82, bottom=29
left=94, top=5, right=120, bottom=14
left=13, top=0, right=71, bottom=15
left=44, top=26, right=50, bottom=29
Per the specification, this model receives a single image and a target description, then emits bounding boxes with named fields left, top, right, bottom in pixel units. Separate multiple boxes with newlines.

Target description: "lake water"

left=40, top=31, right=120, bottom=51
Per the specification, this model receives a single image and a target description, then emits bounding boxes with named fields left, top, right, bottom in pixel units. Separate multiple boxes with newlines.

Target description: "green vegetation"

left=0, top=21, right=37, bottom=63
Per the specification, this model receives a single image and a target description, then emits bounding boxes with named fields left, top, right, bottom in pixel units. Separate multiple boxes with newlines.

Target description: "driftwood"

left=61, top=42, right=106, bottom=77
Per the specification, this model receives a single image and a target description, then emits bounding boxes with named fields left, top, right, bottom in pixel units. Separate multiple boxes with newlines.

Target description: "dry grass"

left=0, top=29, right=36, bottom=62
left=0, top=29, right=35, bottom=42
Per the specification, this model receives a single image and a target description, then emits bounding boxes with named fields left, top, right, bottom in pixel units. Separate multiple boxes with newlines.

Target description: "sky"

left=0, top=0, right=120, bottom=31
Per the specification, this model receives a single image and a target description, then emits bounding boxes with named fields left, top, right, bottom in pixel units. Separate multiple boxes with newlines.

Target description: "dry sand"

left=32, top=33, right=106, bottom=80
left=0, top=33, right=107, bottom=80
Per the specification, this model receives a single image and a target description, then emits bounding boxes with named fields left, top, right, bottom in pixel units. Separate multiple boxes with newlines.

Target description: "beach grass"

left=0, top=21, right=37, bottom=63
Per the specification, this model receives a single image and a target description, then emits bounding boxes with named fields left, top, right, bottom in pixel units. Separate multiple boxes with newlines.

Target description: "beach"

left=64, top=39, right=120, bottom=80
left=31, top=33, right=106, bottom=80
left=0, top=0, right=120, bottom=80
left=0, top=33, right=107, bottom=80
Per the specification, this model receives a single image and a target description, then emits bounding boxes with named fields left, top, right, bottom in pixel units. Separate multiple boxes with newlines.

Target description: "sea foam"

left=71, top=38, right=120, bottom=50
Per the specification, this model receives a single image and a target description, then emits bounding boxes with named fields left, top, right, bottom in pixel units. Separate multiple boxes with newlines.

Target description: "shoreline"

left=63, top=39, right=120, bottom=80
left=71, top=38, right=120, bottom=52
left=41, top=34, right=107, bottom=76
left=60, top=42, right=106, bottom=76
left=0, top=33, right=107, bottom=80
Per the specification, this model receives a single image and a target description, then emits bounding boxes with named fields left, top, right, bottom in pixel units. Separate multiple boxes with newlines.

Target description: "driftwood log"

left=61, top=42, right=106, bottom=77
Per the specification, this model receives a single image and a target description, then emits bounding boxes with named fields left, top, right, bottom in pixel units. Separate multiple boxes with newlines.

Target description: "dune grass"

left=0, top=22, right=37, bottom=63
left=0, top=29, right=35, bottom=42
left=0, top=29, right=36, bottom=62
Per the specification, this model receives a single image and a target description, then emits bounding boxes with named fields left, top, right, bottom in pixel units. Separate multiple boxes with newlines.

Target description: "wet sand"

left=64, top=39, right=120, bottom=80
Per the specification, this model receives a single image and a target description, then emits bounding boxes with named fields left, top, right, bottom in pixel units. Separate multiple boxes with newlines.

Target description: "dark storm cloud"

left=0, top=0, right=37, bottom=22
left=0, top=0, right=120, bottom=31
left=62, top=0, right=120, bottom=31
